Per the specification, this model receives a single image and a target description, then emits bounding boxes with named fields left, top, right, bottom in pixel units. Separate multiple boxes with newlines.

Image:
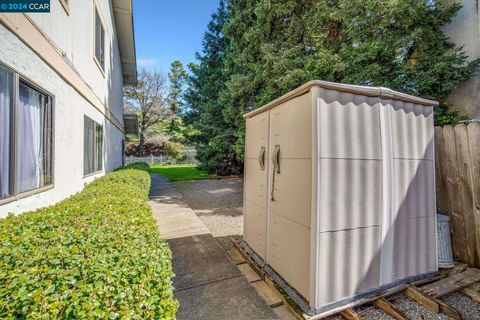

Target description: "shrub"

left=0, top=163, right=178, bottom=319
left=163, top=141, right=186, bottom=162
left=114, top=161, right=150, bottom=173
left=434, top=103, right=470, bottom=126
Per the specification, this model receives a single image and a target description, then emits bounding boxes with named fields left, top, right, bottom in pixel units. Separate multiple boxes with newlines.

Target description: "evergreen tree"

left=166, top=60, right=187, bottom=138
left=184, top=0, right=243, bottom=175
left=168, top=60, right=187, bottom=115
left=186, top=0, right=480, bottom=174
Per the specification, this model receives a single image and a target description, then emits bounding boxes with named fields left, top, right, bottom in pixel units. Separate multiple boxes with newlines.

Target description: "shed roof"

left=244, top=80, right=438, bottom=118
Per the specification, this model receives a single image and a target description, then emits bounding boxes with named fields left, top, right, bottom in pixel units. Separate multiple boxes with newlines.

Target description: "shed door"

left=244, top=112, right=269, bottom=259
left=267, top=93, right=312, bottom=300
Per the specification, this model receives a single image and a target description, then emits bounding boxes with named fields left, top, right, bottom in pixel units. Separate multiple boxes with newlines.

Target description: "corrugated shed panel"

left=393, top=215, right=437, bottom=279
left=268, top=211, right=310, bottom=299
left=316, top=226, right=381, bottom=307
left=270, top=93, right=311, bottom=159
left=318, top=88, right=381, bottom=160
left=390, top=102, right=434, bottom=160
left=315, top=88, right=384, bottom=308
left=244, top=199, right=267, bottom=259
left=393, top=159, right=435, bottom=221
left=319, top=159, right=382, bottom=232
left=269, top=159, right=311, bottom=228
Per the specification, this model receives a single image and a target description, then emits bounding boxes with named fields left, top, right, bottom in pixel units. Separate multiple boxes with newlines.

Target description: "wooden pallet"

left=231, top=238, right=480, bottom=320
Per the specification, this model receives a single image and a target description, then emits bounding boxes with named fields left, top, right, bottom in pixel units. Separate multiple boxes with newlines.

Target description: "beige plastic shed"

left=242, top=80, right=438, bottom=316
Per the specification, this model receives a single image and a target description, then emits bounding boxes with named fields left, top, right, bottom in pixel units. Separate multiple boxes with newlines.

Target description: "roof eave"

left=112, top=0, right=137, bottom=86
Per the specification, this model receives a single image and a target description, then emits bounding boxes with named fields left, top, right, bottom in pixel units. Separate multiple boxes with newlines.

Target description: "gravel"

left=440, top=292, right=480, bottom=320
left=386, top=293, right=451, bottom=320
left=356, top=304, right=395, bottom=320
left=173, top=178, right=244, bottom=250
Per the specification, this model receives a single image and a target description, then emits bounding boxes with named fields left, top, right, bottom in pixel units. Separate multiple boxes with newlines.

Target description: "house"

left=441, top=0, right=480, bottom=118
left=0, top=0, right=137, bottom=216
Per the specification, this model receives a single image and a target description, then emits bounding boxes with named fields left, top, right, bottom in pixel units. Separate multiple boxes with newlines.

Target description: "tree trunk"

left=138, top=130, right=145, bottom=157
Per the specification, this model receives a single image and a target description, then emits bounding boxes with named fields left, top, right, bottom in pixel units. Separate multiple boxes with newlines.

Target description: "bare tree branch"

left=123, top=69, right=170, bottom=156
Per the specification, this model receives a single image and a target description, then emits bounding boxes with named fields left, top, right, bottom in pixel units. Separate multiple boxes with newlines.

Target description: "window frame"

left=93, top=4, right=106, bottom=76
left=0, top=61, right=55, bottom=206
left=83, top=115, right=104, bottom=177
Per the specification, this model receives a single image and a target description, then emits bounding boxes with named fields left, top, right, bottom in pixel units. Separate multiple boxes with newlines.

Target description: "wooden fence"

left=435, top=123, right=480, bottom=267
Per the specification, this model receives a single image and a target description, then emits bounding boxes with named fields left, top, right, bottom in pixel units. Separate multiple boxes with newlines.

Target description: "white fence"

left=125, top=148, right=198, bottom=166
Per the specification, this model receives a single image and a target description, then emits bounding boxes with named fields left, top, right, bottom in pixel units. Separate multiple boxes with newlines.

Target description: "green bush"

left=114, top=161, right=150, bottom=173
left=434, top=103, right=470, bottom=126
left=163, top=141, right=186, bottom=162
left=0, top=163, right=178, bottom=319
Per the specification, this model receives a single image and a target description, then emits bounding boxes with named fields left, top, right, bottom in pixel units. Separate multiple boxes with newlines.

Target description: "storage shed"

left=242, top=80, right=438, bottom=316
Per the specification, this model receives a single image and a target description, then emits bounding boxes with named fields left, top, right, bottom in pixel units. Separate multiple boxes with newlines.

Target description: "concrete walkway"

left=149, top=174, right=277, bottom=320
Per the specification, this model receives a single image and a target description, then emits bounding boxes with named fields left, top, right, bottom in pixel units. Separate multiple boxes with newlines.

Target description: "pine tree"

left=166, top=60, right=187, bottom=138
left=186, top=0, right=480, bottom=174
left=184, top=0, right=243, bottom=175
left=168, top=60, right=187, bottom=115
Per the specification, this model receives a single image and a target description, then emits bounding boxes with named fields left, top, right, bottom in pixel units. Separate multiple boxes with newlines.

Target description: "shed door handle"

left=270, top=144, right=280, bottom=201
left=258, top=146, right=265, bottom=170
left=272, top=145, right=280, bottom=174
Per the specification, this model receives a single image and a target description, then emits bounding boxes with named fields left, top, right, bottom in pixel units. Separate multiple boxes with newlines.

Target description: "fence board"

left=441, top=125, right=467, bottom=261
left=467, top=123, right=480, bottom=265
left=435, top=123, right=480, bottom=267
left=453, top=125, right=476, bottom=265
left=435, top=127, right=449, bottom=214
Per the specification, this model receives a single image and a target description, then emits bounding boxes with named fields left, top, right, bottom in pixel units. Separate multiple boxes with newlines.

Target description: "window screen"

left=17, top=81, right=53, bottom=193
left=84, top=116, right=103, bottom=175
left=94, top=9, right=105, bottom=69
left=0, top=66, right=13, bottom=199
left=0, top=65, right=53, bottom=198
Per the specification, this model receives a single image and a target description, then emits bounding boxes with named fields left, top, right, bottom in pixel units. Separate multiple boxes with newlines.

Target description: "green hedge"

left=0, top=163, right=178, bottom=319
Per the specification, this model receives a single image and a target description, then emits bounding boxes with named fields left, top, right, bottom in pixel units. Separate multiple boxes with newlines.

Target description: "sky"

left=132, top=0, right=220, bottom=75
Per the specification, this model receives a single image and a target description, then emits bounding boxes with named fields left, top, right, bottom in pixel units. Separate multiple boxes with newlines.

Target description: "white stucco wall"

left=27, top=0, right=125, bottom=121
left=0, top=15, right=124, bottom=216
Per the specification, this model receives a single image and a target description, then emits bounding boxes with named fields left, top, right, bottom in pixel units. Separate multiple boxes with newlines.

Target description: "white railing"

left=124, top=153, right=198, bottom=166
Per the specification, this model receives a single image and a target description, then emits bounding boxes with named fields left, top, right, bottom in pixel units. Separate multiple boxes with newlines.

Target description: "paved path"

left=149, top=174, right=277, bottom=320
left=173, top=178, right=243, bottom=251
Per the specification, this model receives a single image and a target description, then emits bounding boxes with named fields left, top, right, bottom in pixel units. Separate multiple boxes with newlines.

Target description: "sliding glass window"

left=0, top=66, right=13, bottom=199
left=0, top=63, right=54, bottom=201
left=18, top=81, right=53, bottom=193
left=84, top=116, right=103, bottom=176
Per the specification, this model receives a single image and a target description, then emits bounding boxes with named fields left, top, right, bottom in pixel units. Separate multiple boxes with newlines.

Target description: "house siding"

left=0, top=0, right=127, bottom=216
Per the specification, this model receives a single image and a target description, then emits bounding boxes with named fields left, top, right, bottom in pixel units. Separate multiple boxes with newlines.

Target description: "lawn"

left=150, top=165, right=216, bottom=181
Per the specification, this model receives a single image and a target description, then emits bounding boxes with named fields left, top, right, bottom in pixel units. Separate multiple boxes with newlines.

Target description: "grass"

left=150, top=165, right=216, bottom=181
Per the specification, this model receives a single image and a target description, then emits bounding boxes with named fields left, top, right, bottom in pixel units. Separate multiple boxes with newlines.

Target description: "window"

left=84, top=116, right=103, bottom=176
left=94, top=8, right=105, bottom=70
left=0, top=66, right=13, bottom=199
left=0, top=64, right=54, bottom=201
